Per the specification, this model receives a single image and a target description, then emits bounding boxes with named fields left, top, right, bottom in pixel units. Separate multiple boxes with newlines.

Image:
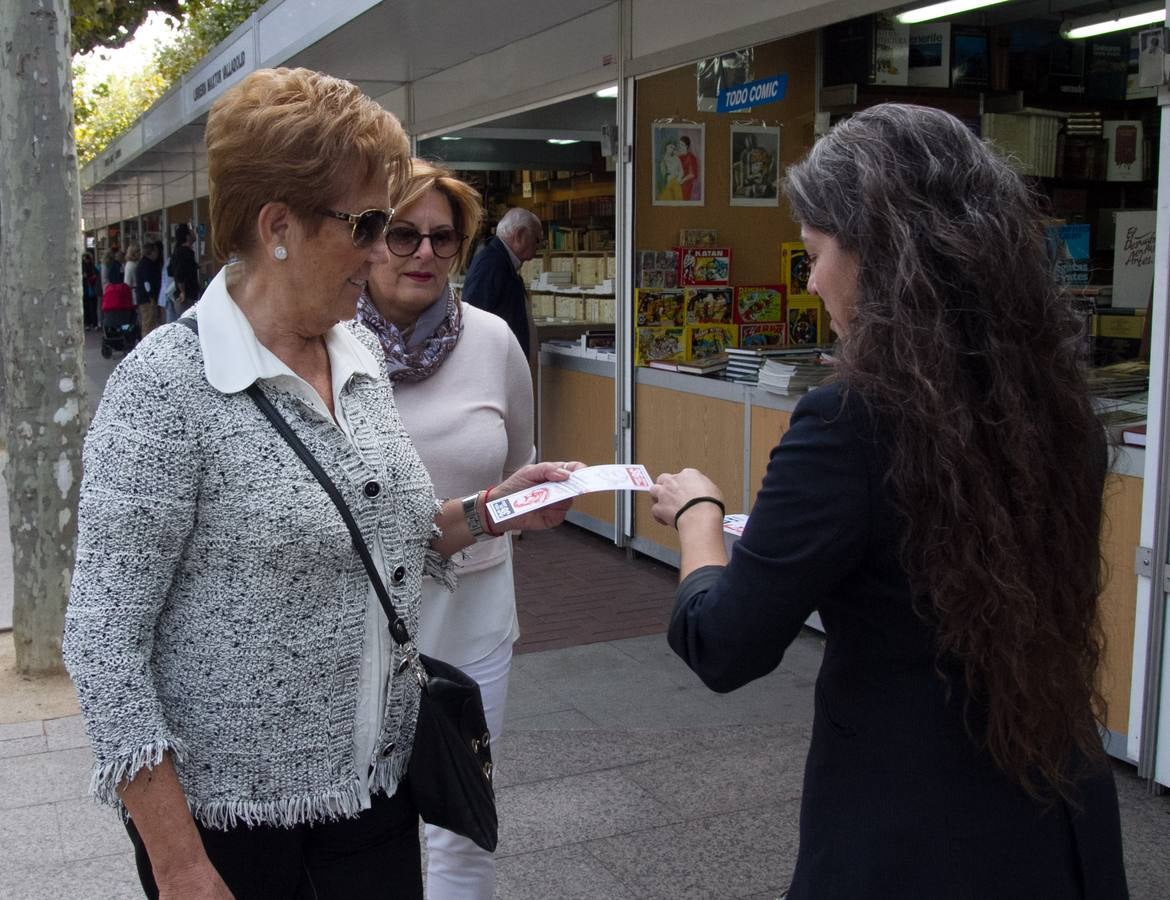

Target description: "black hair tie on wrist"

left=673, top=495, right=726, bottom=529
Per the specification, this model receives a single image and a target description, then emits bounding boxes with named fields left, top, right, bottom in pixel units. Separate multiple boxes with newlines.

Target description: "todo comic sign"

left=717, top=74, right=788, bottom=114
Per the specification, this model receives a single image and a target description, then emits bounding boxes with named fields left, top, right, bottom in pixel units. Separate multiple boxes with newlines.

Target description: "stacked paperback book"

left=757, top=350, right=832, bottom=396
left=724, top=347, right=792, bottom=384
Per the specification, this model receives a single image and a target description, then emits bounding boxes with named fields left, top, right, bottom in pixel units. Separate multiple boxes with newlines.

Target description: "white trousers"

left=424, top=637, right=512, bottom=900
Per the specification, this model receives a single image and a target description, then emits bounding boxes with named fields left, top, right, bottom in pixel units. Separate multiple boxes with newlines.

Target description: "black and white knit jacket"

left=63, top=319, right=453, bottom=829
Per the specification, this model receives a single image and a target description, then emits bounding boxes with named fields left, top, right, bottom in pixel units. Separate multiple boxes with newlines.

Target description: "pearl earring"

left=274, top=245, right=288, bottom=261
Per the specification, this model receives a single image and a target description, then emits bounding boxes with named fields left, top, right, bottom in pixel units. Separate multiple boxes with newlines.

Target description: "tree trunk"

left=0, top=0, right=87, bottom=674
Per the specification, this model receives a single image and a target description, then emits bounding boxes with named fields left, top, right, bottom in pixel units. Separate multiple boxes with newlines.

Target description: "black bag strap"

left=177, top=316, right=415, bottom=650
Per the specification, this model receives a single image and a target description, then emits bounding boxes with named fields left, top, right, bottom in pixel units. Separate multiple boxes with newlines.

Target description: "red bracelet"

left=480, top=486, right=503, bottom=537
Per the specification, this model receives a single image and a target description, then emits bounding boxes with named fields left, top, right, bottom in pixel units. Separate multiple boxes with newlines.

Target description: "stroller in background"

left=100, top=279, right=139, bottom=359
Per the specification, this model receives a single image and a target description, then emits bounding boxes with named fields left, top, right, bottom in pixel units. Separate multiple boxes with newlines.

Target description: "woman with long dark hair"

left=650, top=103, right=1128, bottom=898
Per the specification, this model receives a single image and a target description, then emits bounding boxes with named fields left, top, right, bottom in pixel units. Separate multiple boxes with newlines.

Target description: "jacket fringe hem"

left=90, top=737, right=190, bottom=807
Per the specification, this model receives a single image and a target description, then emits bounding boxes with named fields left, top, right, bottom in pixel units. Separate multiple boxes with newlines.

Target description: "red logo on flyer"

left=514, top=487, right=551, bottom=508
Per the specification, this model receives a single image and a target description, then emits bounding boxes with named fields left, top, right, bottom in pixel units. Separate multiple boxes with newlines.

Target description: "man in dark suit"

left=462, top=208, right=542, bottom=359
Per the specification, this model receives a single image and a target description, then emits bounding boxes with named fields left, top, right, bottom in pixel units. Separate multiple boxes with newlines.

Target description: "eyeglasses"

left=319, top=207, right=395, bottom=248
left=386, top=226, right=467, bottom=260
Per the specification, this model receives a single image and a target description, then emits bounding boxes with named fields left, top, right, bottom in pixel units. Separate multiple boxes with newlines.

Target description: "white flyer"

left=486, top=464, right=654, bottom=524
left=722, top=513, right=749, bottom=537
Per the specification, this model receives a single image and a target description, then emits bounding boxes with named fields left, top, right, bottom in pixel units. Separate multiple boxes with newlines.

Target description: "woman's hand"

left=649, top=468, right=723, bottom=528
left=486, top=461, right=585, bottom=532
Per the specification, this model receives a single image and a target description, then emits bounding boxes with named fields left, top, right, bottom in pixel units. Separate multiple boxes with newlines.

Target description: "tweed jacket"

left=63, top=316, right=452, bottom=829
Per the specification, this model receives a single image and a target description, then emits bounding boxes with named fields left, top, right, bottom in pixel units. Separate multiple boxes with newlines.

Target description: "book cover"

left=951, top=27, right=989, bottom=89
left=636, top=326, right=687, bottom=366
left=677, top=247, right=732, bottom=286
left=780, top=242, right=813, bottom=299
left=873, top=12, right=910, bottom=86
left=740, top=323, right=787, bottom=348
left=687, top=324, right=738, bottom=360
left=909, top=23, right=951, bottom=87
left=1085, top=36, right=1128, bottom=100
left=684, top=287, right=735, bottom=324
left=734, top=285, right=785, bottom=323
left=635, top=288, right=686, bottom=326
left=1044, top=223, right=1091, bottom=285
left=679, top=228, right=718, bottom=247
left=1122, top=423, right=1147, bottom=447
left=788, top=299, right=824, bottom=345
left=1129, top=32, right=1160, bottom=97
left=677, top=357, right=727, bottom=375
left=1103, top=120, right=1144, bottom=181
left=1111, top=210, right=1157, bottom=309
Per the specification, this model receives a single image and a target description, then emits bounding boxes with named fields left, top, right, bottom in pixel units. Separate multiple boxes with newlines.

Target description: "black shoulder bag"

left=178, top=317, right=499, bottom=851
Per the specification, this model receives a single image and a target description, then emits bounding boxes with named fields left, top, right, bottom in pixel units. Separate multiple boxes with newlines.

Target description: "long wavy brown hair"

left=784, top=104, right=1107, bottom=799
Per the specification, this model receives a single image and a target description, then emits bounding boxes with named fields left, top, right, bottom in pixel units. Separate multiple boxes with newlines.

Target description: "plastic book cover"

left=787, top=299, right=823, bottom=345
left=679, top=228, right=718, bottom=247
left=635, top=289, right=686, bottom=326
left=1045, top=223, right=1091, bottom=285
left=740, top=323, right=786, bottom=348
left=734, top=285, right=785, bottom=323
left=780, top=242, right=812, bottom=298
left=677, top=247, right=731, bottom=286
left=687, top=324, right=738, bottom=360
left=636, top=326, right=687, bottom=366
left=685, top=287, right=734, bottom=324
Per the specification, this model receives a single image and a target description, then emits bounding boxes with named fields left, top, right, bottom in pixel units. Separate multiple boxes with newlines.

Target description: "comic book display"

left=677, top=247, right=732, bottom=286
left=788, top=298, right=824, bottom=345
left=734, top=285, right=785, bottom=323
left=635, top=288, right=686, bottom=327
left=636, top=326, right=687, bottom=366
left=739, top=323, right=786, bottom=348
left=687, top=324, right=738, bottom=360
left=684, top=287, right=734, bottom=324
left=780, top=242, right=813, bottom=299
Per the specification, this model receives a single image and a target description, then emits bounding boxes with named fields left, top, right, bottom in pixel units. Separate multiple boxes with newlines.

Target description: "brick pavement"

left=511, top=525, right=679, bottom=654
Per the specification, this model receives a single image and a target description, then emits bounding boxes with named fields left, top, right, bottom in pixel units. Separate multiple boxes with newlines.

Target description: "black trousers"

left=125, top=786, right=423, bottom=899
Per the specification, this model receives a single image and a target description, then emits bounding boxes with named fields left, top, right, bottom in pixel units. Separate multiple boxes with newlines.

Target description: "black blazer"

left=462, top=236, right=529, bottom=355
left=670, top=382, right=1128, bottom=899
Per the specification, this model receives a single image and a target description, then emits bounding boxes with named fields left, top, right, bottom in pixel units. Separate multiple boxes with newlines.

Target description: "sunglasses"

left=320, top=207, right=395, bottom=247
left=386, top=226, right=467, bottom=260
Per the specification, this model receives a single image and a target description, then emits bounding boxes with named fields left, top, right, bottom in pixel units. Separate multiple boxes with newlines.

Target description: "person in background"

left=103, top=248, right=124, bottom=290
left=123, top=242, right=142, bottom=303
left=356, top=159, right=532, bottom=900
left=169, top=223, right=201, bottom=312
left=460, top=206, right=542, bottom=363
left=82, top=252, right=101, bottom=331
left=64, top=67, right=580, bottom=900
left=134, top=241, right=162, bottom=337
left=649, top=103, right=1128, bottom=899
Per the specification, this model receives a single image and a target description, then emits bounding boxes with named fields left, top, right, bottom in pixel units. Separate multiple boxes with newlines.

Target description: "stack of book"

left=677, top=356, right=726, bottom=376
left=757, top=352, right=832, bottom=396
left=724, top=347, right=791, bottom=383
left=1085, top=360, right=1149, bottom=398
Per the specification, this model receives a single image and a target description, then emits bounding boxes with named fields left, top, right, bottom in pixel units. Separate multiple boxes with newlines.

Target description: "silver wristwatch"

left=461, top=492, right=493, bottom=541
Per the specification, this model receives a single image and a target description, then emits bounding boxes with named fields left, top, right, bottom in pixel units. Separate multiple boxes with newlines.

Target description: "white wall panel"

left=258, top=0, right=381, bottom=67
left=183, top=29, right=258, bottom=120
left=143, top=88, right=186, bottom=146
left=408, top=4, right=620, bottom=136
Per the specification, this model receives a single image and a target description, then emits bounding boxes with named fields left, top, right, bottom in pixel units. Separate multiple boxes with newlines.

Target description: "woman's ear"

left=257, top=201, right=294, bottom=261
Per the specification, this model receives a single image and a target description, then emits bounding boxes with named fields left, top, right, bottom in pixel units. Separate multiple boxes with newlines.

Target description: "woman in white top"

left=356, top=159, right=533, bottom=900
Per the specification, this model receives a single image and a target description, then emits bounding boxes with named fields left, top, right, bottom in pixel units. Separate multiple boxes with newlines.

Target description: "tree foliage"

left=70, top=0, right=191, bottom=54
left=72, top=0, right=263, bottom=166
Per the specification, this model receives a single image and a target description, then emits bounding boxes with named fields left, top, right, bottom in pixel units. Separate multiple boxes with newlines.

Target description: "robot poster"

left=730, top=125, right=780, bottom=207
